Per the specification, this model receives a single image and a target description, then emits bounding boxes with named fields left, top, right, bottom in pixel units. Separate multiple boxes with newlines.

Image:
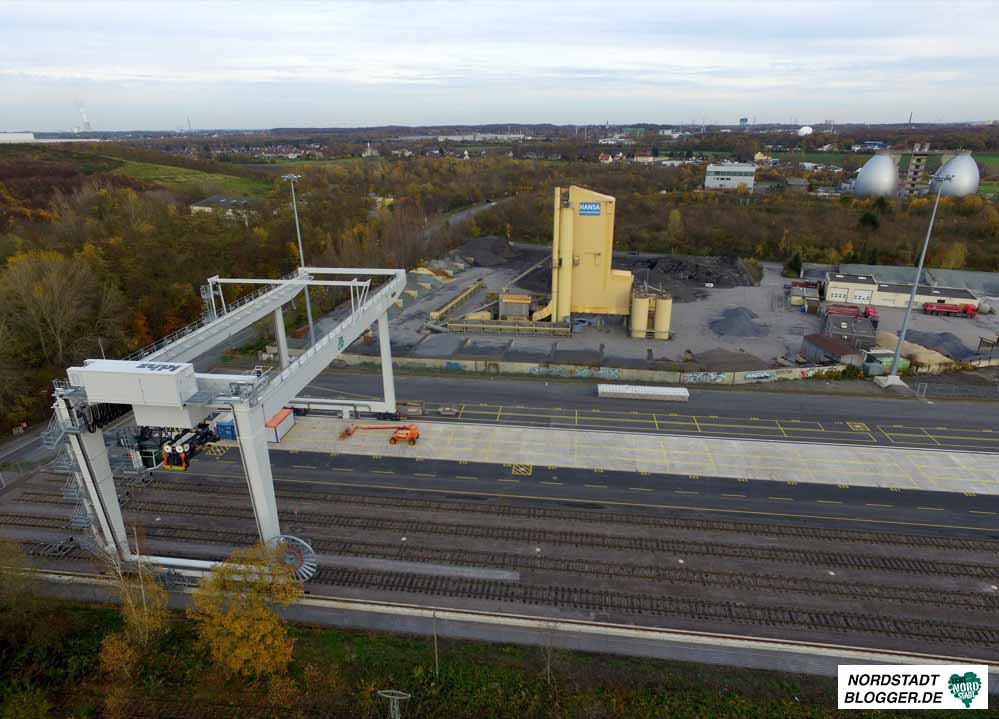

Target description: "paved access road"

left=302, top=372, right=999, bottom=452
left=190, top=446, right=999, bottom=539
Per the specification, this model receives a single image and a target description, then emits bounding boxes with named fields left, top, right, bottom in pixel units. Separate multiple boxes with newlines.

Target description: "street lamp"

left=282, top=174, right=315, bottom=346
left=886, top=174, right=955, bottom=380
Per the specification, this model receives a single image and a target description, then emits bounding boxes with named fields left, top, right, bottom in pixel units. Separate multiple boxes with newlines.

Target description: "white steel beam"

left=273, top=307, right=289, bottom=369
left=255, top=271, right=405, bottom=419
left=378, top=314, right=396, bottom=413
left=231, top=402, right=281, bottom=542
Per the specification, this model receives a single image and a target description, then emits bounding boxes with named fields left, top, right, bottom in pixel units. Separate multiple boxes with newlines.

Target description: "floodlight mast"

left=282, top=174, right=316, bottom=347
left=887, top=174, right=956, bottom=378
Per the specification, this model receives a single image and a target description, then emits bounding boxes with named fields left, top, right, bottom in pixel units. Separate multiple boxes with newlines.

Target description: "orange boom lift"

left=339, top=424, right=421, bottom=445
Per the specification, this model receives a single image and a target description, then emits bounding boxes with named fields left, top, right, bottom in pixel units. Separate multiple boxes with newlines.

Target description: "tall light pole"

left=887, top=174, right=954, bottom=379
left=282, top=174, right=315, bottom=346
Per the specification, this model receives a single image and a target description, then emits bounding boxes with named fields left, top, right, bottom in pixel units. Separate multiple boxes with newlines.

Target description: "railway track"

left=133, top=475, right=999, bottom=551
left=6, top=513, right=999, bottom=649
left=108, top=498, right=999, bottom=579
left=310, top=566, right=999, bottom=649
left=7, top=499, right=999, bottom=591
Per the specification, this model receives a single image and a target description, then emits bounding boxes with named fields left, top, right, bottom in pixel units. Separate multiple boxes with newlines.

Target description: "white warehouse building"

left=824, top=272, right=980, bottom=310
left=704, top=162, right=756, bottom=192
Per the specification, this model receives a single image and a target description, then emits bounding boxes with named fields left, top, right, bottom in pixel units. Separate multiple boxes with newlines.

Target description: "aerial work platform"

left=277, top=417, right=999, bottom=496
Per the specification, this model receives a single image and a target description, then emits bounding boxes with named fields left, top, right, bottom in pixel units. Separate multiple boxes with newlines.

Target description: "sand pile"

left=904, top=331, right=978, bottom=362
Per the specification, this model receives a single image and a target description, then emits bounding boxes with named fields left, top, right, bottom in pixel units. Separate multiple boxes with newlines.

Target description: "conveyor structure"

left=51, top=266, right=406, bottom=575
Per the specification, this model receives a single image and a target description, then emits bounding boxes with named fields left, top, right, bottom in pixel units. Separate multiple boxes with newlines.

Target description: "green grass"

left=112, top=160, right=272, bottom=197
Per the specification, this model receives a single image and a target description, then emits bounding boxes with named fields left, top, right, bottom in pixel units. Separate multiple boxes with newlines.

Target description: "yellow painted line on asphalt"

left=817, top=500, right=843, bottom=505
left=629, top=487, right=653, bottom=492
left=768, top=496, right=794, bottom=502
left=273, top=478, right=999, bottom=533
left=497, top=479, right=519, bottom=484
left=970, top=510, right=997, bottom=515
left=917, top=506, right=945, bottom=511
left=455, top=475, right=477, bottom=481
left=540, top=481, right=563, bottom=486
left=413, top=473, right=436, bottom=478
left=721, top=493, right=746, bottom=498
left=584, top=484, right=607, bottom=489
left=865, top=503, right=893, bottom=508
left=331, top=467, right=352, bottom=472
left=674, top=490, right=699, bottom=495
left=292, top=465, right=314, bottom=469
left=371, top=470, right=395, bottom=475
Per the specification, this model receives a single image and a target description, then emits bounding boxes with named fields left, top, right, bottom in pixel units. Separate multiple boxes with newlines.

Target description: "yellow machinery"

left=630, top=295, right=650, bottom=338
left=653, top=297, right=672, bottom=340
left=532, top=186, right=633, bottom=322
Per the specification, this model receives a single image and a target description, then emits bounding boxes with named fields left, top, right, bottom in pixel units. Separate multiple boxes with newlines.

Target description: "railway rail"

left=309, top=566, right=999, bottom=649
left=125, top=476, right=999, bottom=551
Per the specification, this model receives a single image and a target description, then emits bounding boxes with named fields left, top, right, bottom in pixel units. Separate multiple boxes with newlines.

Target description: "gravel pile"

left=709, top=307, right=770, bottom=338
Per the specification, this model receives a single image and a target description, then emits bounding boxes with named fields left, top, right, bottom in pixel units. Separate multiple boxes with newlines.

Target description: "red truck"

left=923, top=302, right=978, bottom=318
left=823, top=303, right=880, bottom=328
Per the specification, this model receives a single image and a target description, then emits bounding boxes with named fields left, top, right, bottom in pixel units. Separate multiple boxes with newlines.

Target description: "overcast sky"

left=2, top=0, right=997, bottom=131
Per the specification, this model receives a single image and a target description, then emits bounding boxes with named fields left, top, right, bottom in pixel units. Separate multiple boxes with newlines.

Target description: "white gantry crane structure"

left=48, top=266, right=405, bottom=576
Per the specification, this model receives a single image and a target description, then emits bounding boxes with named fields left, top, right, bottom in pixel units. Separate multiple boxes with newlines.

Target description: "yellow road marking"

left=332, top=467, right=352, bottom=472
left=674, top=490, right=699, bottom=495
left=540, top=481, right=563, bottom=486
left=721, top=493, right=746, bottom=498
left=584, top=484, right=607, bottom=488
left=917, top=506, right=944, bottom=511
left=371, top=470, right=395, bottom=475
left=817, top=500, right=843, bottom=504
left=292, top=465, right=314, bottom=469
left=455, top=475, right=476, bottom=480
left=413, top=473, right=436, bottom=478
left=768, top=496, right=794, bottom=502
left=970, top=510, right=996, bottom=515
left=629, top=487, right=653, bottom=492
left=865, top=503, right=893, bottom=508
left=497, top=479, right=519, bottom=484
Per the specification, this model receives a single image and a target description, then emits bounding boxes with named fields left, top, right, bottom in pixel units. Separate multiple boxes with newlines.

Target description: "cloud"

left=1, top=0, right=997, bottom=129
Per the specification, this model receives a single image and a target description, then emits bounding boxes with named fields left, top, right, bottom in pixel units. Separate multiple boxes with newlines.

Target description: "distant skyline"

left=2, top=0, right=998, bottom=132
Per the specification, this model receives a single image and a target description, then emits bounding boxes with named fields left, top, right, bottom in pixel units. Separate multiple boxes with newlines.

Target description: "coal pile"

left=624, top=254, right=754, bottom=303
left=709, top=307, right=769, bottom=338
left=904, top=330, right=978, bottom=361
left=454, top=235, right=520, bottom=267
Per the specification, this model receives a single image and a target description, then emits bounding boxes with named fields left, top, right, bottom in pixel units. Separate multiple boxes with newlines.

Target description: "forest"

left=1, top=144, right=998, bottom=433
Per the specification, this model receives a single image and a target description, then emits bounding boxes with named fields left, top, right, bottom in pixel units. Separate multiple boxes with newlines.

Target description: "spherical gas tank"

left=855, top=154, right=898, bottom=198
left=931, top=153, right=979, bottom=197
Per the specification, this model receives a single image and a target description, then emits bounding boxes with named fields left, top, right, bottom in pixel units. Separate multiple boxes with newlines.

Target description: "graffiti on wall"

left=682, top=371, right=728, bottom=385
left=742, top=370, right=776, bottom=383
left=529, top=365, right=621, bottom=380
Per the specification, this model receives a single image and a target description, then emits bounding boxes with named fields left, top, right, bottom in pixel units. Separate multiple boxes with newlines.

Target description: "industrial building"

left=532, top=186, right=635, bottom=322
left=703, top=163, right=756, bottom=192
left=799, top=334, right=865, bottom=366
left=824, top=272, right=980, bottom=311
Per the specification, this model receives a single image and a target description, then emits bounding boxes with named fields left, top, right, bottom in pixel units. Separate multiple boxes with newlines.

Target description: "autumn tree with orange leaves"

left=189, top=543, right=303, bottom=680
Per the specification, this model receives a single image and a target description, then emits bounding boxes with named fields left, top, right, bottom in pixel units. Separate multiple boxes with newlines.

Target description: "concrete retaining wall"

left=338, top=353, right=845, bottom=386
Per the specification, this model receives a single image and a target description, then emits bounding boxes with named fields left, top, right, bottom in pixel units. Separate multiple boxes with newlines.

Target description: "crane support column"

left=273, top=307, right=290, bottom=369
left=377, top=313, right=396, bottom=414
left=231, top=403, right=281, bottom=543
left=57, top=399, right=127, bottom=554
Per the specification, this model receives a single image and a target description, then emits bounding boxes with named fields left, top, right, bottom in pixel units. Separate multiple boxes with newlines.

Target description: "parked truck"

left=923, top=302, right=978, bottom=318
left=821, top=303, right=879, bottom=329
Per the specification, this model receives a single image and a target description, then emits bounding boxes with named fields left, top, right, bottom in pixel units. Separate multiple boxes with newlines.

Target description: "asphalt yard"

left=438, top=402, right=999, bottom=451
left=273, top=417, right=999, bottom=496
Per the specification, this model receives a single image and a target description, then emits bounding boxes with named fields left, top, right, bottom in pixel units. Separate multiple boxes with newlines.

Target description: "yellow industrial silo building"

left=532, top=186, right=635, bottom=322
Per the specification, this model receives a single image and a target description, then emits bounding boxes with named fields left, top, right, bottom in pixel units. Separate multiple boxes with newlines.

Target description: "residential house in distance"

left=704, top=162, right=756, bottom=192
left=632, top=151, right=654, bottom=164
